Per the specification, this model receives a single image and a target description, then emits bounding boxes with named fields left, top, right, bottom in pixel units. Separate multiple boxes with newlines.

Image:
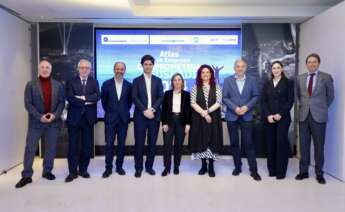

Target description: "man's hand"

left=267, top=115, right=275, bottom=123
left=40, top=115, right=50, bottom=123
left=46, top=113, right=56, bottom=122
left=143, top=109, right=154, bottom=119
left=239, top=106, right=248, bottom=115
left=273, top=114, right=282, bottom=122
left=235, top=107, right=242, bottom=115
left=162, top=125, right=169, bottom=133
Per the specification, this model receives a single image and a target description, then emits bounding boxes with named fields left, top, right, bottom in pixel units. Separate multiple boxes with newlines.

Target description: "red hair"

left=196, top=64, right=216, bottom=87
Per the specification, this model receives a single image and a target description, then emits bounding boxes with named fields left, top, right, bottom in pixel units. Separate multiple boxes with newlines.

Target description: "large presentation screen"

left=95, top=28, right=242, bottom=118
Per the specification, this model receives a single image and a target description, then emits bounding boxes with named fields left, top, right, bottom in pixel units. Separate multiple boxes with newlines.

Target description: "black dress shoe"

left=295, top=173, right=309, bottom=180
left=102, top=170, right=112, bottom=178
left=198, top=159, right=208, bottom=175
left=173, top=167, right=179, bottom=175
left=161, top=169, right=169, bottom=177
left=79, top=172, right=90, bottom=178
left=208, top=169, right=216, bottom=178
left=316, top=175, right=326, bottom=184
left=276, top=175, right=286, bottom=180
left=116, top=168, right=126, bottom=176
left=134, top=170, right=142, bottom=178
left=15, top=177, right=32, bottom=188
left=232, top=168, right=242, bottom=176
left=42, top=172, right=56, bottom=180
left=146, top=169, right=156, bottom=175
left=251, top=172, right=262, bottom=181
left=65, top=173, right=78, bottom=183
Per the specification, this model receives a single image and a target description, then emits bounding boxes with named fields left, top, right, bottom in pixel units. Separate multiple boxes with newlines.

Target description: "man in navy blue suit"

left=65, top=59, right=100, bottom=183
left=101, top=61, right=132, bottom=178
left=132, top=55, right=163, bottom=178
left=222, top=59, right=262, bottom=181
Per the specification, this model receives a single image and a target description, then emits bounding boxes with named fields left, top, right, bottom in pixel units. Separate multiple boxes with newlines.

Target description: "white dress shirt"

left=235, top=74, right=246, bottom=94
left=172, top=91, right=182, bottom=113
left=115, top=78, right=123, bottom=101
left=144, top=73, right=152, bottom=108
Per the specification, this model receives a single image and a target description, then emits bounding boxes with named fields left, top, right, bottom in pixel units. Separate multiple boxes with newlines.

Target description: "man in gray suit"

left=222, top=59, right=261, bottom=181
left=296, top=53, right=334, bottom=184
left=15, top=60, right=65, bottom=188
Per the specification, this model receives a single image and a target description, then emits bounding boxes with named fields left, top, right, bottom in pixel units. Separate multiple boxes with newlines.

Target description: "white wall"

left=0, top=9, right=32, bottom=172
left=299, top=1, right=345, bottom=181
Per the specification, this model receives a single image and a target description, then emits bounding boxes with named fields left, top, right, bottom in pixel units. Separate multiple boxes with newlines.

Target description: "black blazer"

left=262, top=76, right=294, bottom=121
left=66, top=76, right=100, bottom=125
left=161, top=90, right=191, bottom=126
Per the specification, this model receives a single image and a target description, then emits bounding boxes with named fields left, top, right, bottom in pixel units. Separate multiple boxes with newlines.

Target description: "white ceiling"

left=0, top=0, right=343, bottom=25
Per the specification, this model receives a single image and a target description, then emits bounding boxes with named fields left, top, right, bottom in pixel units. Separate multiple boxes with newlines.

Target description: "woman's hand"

left=162, top=125, right=169, bottom=133
left=185, top=125, right=190, bottom=134
left=205, top=115, right=212, bottom=123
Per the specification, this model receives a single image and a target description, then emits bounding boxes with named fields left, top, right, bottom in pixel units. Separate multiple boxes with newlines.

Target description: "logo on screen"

left=103, top=37, right=108, bottom=42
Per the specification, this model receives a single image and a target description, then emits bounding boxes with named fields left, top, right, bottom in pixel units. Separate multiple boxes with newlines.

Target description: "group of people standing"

left=15, top=53, right=334, bottom=189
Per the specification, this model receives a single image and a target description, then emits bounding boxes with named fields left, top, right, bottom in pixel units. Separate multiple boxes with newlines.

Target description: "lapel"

left=50, top=80, right=56, bottom=111
left=241, top=77, right=249, bottom=96
left=36, top=80, right=44, bottom=102
left=141, top=75, right=148, bottom=100
left=230, top=76, right=241, bottom=97
left=312, top=72, right=321, bottom=96
left=180, top=90, right=185, bottom=112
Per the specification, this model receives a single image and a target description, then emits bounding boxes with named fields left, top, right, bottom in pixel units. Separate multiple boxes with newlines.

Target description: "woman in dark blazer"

left=161, top=73, right=191, bottom=176
left=262, top=61, right=294, bottom=179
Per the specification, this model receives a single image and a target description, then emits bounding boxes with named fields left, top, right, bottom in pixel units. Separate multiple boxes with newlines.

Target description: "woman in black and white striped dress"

left=189, top=64, right=223, bottom=177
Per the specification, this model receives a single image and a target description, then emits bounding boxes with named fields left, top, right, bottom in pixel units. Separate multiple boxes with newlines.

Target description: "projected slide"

left=95, top=28, right=242, bottom=118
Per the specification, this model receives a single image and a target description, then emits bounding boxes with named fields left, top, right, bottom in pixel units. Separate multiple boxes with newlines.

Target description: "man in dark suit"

left=132, top=55, right=164, bottom=178
left=222, top=59, right=261, bottom=181
left=15, top=60, right=65, bottom=188
left=296, top=53, right=334, bottom=184
left=65, top=59, right=100, bottom=183
left=101, top=61, right=132, bottom=177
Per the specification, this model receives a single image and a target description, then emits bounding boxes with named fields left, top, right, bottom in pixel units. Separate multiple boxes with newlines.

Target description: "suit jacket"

left=101, top=78, right=132, bottom=125
left=161, top=90, right=191, bottom=126
left=24, top=78, right=65, bottom=128
left=262, top=77, right=294, bottom=122
left=132, top=74, right=163, bottom=122
left=66, top=76, right=100, bottom=125
left=222, top=74, right=259, bottom=122
left=297, top=71, right=334, bottom=123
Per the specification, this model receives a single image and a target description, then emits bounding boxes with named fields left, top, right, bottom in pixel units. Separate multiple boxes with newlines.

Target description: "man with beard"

left=101, top=61, right=132, bottom=177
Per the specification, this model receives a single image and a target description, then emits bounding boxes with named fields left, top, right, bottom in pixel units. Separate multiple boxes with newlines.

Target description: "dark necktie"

left=308, top=73, right=315, bottom=96
left=82, top=79, right=86, bottom=95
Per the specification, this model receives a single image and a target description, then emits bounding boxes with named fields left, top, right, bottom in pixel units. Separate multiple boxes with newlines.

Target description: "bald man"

left=65, top=59, right=100, bottom=183
left=15, top=60, right=65, bottom=188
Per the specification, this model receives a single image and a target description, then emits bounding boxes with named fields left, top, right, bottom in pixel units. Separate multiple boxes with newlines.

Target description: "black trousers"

left=104, top=122, right=128, bottom=170
left=265, top=117, right=291, bottom=178
left=227, top=118, right=258, bottom=173
left=299, top=112, right=326, bottom=176
left=67, top=114, right=93, bottom=175
left=162, top=114, right=185, bottom=171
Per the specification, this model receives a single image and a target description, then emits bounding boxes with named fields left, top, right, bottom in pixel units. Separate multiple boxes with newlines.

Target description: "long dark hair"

left=196, top=64, right=216, bottom=87
left=270, top=61, right=286, bottom=79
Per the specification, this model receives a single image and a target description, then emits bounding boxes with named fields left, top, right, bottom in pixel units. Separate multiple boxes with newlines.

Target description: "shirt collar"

left=80, top=76, right=88, bottom=82
left=235, top=74, right=246, bottom=81
left=114, top=77, right=123, bottom=84
left=144, top=73, right=152, bottom=80
left=308, top=70, right=319, bottom=76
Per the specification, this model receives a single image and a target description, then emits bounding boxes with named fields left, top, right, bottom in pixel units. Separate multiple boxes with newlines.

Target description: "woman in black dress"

left=262, top=61, right=294, bottom=179
left=161, top=73, right=191, bottom=176
left=189, top=64, right=223, bottom=177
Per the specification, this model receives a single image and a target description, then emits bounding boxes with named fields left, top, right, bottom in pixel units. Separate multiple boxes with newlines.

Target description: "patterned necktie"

left=82, top=79, right=86, bottom=95
left=308, top=73, right=315, bottom=96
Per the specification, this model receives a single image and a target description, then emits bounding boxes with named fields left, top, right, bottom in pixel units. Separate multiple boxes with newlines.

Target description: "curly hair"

left=196, top=64, right=216, bottom=87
